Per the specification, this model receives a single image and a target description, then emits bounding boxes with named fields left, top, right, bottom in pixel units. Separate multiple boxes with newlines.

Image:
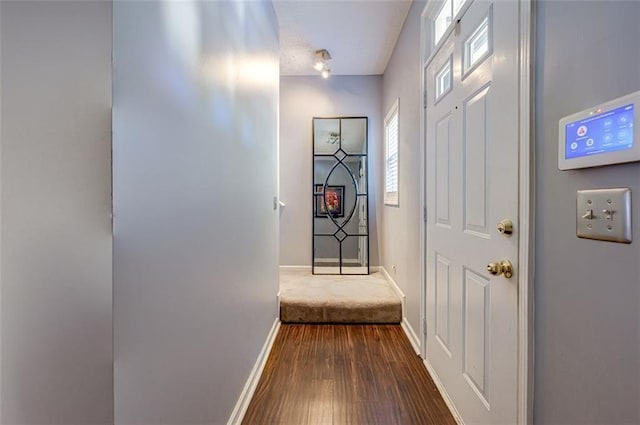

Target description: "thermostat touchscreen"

left=565, top=104, right=634, bottom=159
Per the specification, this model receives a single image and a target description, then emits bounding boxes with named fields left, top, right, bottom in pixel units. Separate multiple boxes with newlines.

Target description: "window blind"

left=385, top=101, right=399, bottom=205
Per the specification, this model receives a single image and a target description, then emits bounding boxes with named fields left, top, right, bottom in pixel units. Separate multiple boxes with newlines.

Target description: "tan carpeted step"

left=279, top=271, right=402, bottom=324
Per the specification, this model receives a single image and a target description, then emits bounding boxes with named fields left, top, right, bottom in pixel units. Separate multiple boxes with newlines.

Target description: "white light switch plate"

left=576, top=188, right=632, bottom=243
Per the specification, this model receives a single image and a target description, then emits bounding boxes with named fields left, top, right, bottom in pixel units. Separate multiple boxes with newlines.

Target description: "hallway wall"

left=279, top=76, right=382, bottom=267
left=0, top=1, right=113, bottom=423
left=380, top=0, right=427, bottom=342
left=534, top=1, right=640, bottom=423
left=112, top=1, right=280, bottom=423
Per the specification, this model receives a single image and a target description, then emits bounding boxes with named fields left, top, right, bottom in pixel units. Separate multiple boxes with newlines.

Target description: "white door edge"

left=418, top=0, right=428, bottom=363
left=418, top=1, right=535, bottom=424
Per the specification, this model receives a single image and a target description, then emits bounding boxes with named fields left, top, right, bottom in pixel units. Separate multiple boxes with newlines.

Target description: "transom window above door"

left=432, top=0, right=468, bottom=47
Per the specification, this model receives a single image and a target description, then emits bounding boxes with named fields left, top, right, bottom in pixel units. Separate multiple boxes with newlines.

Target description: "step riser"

left=279, top=270, right=403, bottom=324
left=281, top=303, right=401, bottom=324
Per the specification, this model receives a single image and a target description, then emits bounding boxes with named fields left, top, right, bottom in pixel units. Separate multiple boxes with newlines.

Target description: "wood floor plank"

left=377, top=326, right=454, bottom=425
left=307, top=379, right=334, bottom=425
left=241, top=324, right=456, bottom=425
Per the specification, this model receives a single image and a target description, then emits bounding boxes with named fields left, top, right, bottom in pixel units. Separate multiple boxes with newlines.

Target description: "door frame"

left=418, top=1, right=534, bottom=423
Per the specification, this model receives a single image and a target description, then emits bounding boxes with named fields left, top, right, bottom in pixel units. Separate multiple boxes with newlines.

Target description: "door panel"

left=435, top=115, right=452, bottom=227
left=463, top=84, right=491, bottom=236
left=462, top=267, right=490, bottom=405
left=435, top=253, right=452, bottom=355
left=425, top=0, right=519, bottom=423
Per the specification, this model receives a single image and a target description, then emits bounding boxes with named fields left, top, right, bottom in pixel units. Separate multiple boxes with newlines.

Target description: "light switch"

left=576, top=188, right=632, bottom=243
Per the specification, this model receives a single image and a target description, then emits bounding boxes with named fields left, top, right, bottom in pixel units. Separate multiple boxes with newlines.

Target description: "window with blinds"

left=384, top=99, right=399, bottom=205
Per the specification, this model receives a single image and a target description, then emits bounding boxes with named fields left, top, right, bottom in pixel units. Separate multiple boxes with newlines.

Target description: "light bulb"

left=313, top=61, right=324, bottom=71
left=321, top=69, right=330, bottom=79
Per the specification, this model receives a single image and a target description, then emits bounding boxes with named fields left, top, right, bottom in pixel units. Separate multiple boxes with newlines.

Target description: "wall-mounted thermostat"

left=559, top=90, right=639, bottom=170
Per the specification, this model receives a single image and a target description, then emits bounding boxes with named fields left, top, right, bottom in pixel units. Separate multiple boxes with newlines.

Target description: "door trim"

left=419, top=1, right=534, bottom=424
left=516, top=1, right=534, bottom=423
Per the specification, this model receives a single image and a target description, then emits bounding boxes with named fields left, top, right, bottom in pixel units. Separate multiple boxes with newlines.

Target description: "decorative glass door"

left=312, top=117, right=369, bottom=275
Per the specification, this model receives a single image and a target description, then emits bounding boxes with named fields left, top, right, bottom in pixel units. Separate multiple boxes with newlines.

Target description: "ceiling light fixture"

left=314, top=49, right=332, bottom=78
left=326, top=132, right=340, bottom=144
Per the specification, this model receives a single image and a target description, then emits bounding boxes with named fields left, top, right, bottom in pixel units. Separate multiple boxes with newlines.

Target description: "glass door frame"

left=312, top=116, right=370, bottom=275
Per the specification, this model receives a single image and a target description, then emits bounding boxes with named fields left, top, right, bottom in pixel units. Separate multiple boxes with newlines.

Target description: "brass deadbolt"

left=497, top=219, right=513, bottom=236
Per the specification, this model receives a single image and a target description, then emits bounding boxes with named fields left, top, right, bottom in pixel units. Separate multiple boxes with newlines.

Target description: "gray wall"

left=534, top=1, right=640, bottom=424
left=280, top=76, right=382, bottom=266
left=380, top=0, right=426, bottom=336
left=0, top=1, right=113, bottom=423
left=112, top=1, right=280, bottom=423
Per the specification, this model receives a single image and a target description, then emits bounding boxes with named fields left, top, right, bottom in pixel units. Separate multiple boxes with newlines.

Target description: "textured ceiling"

left=273, top=0, right=412, bottom=76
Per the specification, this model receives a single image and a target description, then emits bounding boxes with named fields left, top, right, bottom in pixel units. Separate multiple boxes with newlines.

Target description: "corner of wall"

left=380, top=266, right=421, bottom=355
left=227, top=319, right=281, bottom=425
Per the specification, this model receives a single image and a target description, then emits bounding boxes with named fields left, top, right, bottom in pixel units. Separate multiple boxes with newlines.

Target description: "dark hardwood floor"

left=242, top=324, right=457, bottom=425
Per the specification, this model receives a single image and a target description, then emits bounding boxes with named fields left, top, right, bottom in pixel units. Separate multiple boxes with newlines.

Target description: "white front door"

left=425, top=0, right=520, bottom=423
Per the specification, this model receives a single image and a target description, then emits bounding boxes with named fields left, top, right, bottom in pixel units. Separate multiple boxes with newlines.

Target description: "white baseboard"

left=380, top=266, right=421, bottom=356
left=401, top=318, right=421, bottom=356
left=227, top=318, right=281, bottom=425
left=279, top=265, right=312, bottom=272
left=280, top=265, right=381, bottom=272
left=380, top=266, right=405, bottom=303
left=380, top=266, right=422, bottom=355
left=423, top=358, right=465, bottom=425
left=313, top=258, right=361, bottom=264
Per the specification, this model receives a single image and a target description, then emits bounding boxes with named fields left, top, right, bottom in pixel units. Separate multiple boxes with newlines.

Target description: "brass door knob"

left=497, top=219, right=513, bottom=236
left=486, top=260, right=514, bottom=278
